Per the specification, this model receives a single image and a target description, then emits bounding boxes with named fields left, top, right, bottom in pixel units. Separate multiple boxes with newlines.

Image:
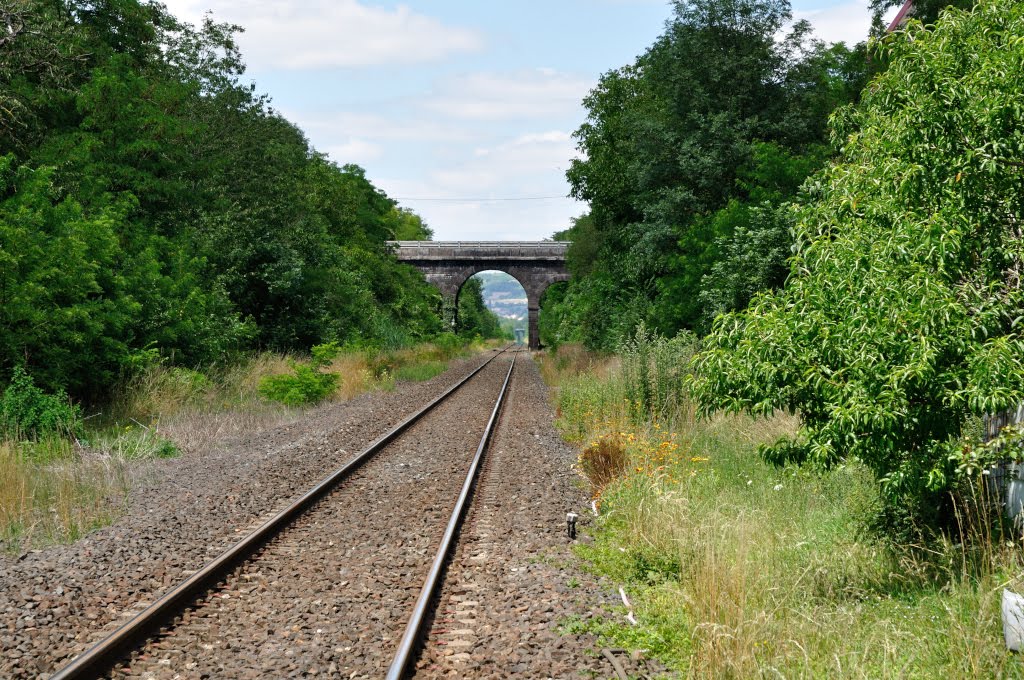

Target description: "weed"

left=394, top=361, right=446, bottom=382
left=0, top=367, right=81, bottom=442
left=0, top=441, right=130, bottom=551
left=578, top=437, right=628, bottom=497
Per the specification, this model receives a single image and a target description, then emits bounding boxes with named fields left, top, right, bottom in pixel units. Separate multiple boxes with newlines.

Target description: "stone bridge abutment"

left=388, top=241, right=571, bottom=350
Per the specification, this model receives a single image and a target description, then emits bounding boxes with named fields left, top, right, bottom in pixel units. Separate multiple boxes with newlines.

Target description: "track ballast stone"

left=0, top=351, right=498, bottom=678
left=1, top=350, right=660, bottom=678
left=109, top=351, right=516, bottom=678
left=412, top=354, right=663, bottom=679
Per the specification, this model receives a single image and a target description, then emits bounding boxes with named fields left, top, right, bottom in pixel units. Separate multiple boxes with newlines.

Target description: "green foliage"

left=870, top=0, right=975, bottom=29
left=258, top=363, right=339, bottom=407
left=0, top=366, right=82, bottom=441
left=0, top=0, right=444, bottom=403
left=620, top=324, right=698, bottom=423
left=547, top=0, right=868, bottom=348
left=258, top=342, right=342, bottom=406
left=695, top=201, right=795, bottom=324
left=310, top=341, right=341, bottom=367
left=393, top=361, right=446, bottom=382
left=456, top=276, right=505, bottom=340
left=692, top=0, right=1024, bottom=534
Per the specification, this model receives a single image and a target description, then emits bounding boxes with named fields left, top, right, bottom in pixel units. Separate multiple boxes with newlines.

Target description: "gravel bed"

left=411, top=355, right=666, bottom=679
left=110, top=352, right=517, bottom=679
left=2, top=349, right=666, bottom=679
left=0, top=350, right=501, bottom=679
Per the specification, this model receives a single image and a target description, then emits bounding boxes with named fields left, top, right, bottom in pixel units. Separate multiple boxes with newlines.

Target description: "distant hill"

left=473, top=271, right=527, bottom=325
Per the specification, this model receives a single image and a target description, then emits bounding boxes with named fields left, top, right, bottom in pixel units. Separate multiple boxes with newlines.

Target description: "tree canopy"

left=692, top=0, right=1024, bottom=530
left=543, top=0, right=868, bottom=348
left=0, top=0, right=447, bottom=398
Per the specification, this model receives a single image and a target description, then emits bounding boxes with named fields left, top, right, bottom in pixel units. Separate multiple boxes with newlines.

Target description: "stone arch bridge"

left=388, top=241, right=571, bottom=350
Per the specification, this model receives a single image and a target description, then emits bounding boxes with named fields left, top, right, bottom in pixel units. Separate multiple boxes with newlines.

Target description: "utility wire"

left=392, top=195, right=566, bottom=202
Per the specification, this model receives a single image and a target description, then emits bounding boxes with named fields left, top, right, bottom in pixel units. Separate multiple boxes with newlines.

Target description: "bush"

left=258, top=343, right=341, bottom=406
left=259, top=364, right=339, bottom=407
left=691, top=0, right=1024, bottom=536
left=0, top=367, right=81, bottom=441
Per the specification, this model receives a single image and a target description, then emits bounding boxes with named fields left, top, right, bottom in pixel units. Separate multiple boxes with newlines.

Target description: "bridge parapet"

left=388, top=241, right=570, bottom=261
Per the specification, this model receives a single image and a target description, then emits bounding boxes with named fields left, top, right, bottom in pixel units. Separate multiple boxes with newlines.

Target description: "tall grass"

left=540, top=343, right=1024, bottom=678
left=0, top=338, right=490, bottom=551
left=0, top=442, right=130, bottom=550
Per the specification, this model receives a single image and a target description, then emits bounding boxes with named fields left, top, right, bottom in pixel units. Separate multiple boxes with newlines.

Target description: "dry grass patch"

left=0, top=442, right=131, bottom=551
left=0, top=339, right=489, bottom=550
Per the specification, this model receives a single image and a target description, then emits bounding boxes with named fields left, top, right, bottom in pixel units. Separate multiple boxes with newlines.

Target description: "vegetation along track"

left=49, top=347, right=519, bottom=678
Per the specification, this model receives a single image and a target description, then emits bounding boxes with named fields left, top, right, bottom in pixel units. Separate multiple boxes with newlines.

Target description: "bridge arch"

left=388, top=241, right=571, bottom=349
left=452, top=270, right=528, bottom=341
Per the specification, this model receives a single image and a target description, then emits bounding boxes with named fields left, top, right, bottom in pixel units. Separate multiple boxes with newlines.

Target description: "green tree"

left=0, top=0, right=445, bottom=401
left=456, top=277, right=504, bottom=340
left=692, top=0, right=1024, bottom=534
left=551, top=0, right=868, bottom=349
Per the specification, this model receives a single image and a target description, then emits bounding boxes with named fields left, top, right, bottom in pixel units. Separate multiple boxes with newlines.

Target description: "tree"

left=550, top=0, right=868, bottom=349
left=456, top=277, right=504, bottom=340
left=692, top=0, right=1024, bottom=534
left=0, top=0, right=444, bottom=399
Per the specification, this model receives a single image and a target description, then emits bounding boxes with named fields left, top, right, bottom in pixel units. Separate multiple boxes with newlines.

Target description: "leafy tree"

left=692, top=0, right=1024, bottom=534
left=0, top=0, right=445, bottom=402
left=870, top=0, right=975, bottom=29
left=456, top=277, right=504, bottom=340
left=387, top=207, right=433, bottom=241
left=550, top=0, right=868, bottom=349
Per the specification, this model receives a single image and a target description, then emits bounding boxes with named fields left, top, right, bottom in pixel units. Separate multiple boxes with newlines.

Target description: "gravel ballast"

left=1, top=350, right=658, bottom=678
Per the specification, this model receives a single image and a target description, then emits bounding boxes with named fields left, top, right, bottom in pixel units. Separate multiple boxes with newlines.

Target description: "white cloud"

left=160, top=0, right=483, bottom=69
left=299, top=112, right=472, bottom=143
left=794, top=1, right=890, bottom=46
left=325, top=138, right=383, bottom=165
left=376, top=131, right=583, bottom=241
left=423, top=69, right=594, bottom=120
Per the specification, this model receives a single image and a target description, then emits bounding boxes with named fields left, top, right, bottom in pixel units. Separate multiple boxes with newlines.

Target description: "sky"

left=159, top=0, right=896, bottom=242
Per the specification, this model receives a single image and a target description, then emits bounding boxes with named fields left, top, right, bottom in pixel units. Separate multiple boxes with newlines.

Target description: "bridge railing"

left=387, top=241, right=571, bottom=260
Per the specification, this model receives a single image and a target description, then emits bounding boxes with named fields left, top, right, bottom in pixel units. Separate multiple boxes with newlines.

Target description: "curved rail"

left=385, top=351, right=517, bottom=679
left=50, top=346, right=512, bottom=680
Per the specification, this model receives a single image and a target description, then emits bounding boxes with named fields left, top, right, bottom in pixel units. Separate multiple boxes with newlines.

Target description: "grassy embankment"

left=0, top=339, right=491, bottom=552
left=540, top=341, right=1024, bottom=677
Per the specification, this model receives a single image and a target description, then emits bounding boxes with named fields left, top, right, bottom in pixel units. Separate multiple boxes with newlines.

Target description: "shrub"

left=692, top=0, right=1024, bottom=536
left=259, top=364, right=339, bottom=407
left=258, top=343, right=341, bottom=406
left=0, top=367, right=81, bottom=441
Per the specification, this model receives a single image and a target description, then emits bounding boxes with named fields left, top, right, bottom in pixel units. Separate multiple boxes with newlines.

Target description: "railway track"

left=50, top=347, right=520, bottom=679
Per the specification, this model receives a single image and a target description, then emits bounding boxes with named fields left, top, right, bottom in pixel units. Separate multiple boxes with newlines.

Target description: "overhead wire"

left=391, top=195, right=567, bottom=202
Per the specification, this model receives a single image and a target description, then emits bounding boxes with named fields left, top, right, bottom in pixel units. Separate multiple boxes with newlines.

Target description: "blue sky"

left=161, top=1, right=894, bottom=241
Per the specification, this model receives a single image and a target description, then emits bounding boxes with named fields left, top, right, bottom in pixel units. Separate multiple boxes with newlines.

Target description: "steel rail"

left=50, top=346, right=512, bottom=680
left=385, top=351, right=517, bottom=680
